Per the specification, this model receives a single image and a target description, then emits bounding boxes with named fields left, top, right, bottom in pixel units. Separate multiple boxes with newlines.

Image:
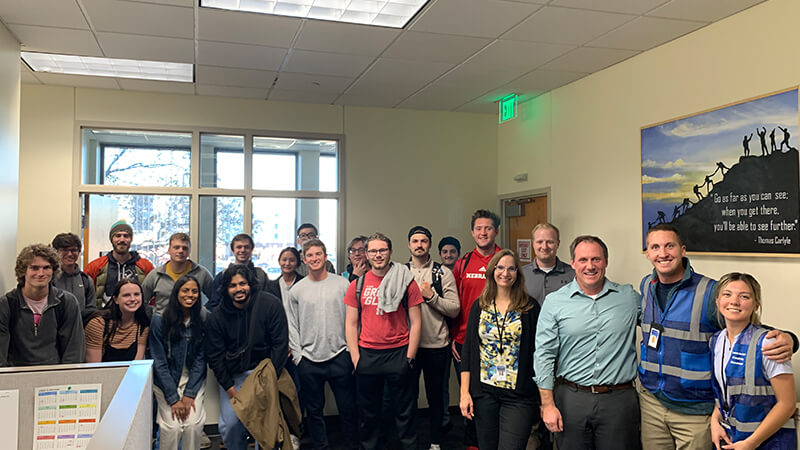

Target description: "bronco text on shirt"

left=344, top=271, right=423, bottom=350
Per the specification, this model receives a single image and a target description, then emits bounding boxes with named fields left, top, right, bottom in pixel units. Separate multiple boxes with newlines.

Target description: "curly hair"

left=15, top=244, right=60, bottom=286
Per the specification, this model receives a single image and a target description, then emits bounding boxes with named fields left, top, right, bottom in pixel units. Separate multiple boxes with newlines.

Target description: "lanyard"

left=720, top=337, right=730, bottom=412
left=492, top=303, right=509, bottom=354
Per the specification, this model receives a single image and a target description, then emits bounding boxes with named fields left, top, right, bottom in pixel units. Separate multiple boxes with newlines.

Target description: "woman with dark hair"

left=150, top=275, right=207, bottom=450
left=267, top=247, right=304, bottom=302
left=459, top=249, right=541, bottom=450
left=84, top=278, right=150, bottom=362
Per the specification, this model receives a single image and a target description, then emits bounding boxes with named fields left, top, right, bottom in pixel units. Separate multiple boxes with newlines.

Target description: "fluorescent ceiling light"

left=201, top=0, right=428, bottom=28
left=21, top=52, right=194, bottom=83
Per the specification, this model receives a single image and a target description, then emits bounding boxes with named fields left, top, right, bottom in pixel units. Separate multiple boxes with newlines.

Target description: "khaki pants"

left=637, top=382, right=710, bottom=450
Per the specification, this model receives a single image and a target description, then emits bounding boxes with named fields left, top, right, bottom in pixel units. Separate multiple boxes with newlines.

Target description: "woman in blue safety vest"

left=709, top=272, right=796, bottom=449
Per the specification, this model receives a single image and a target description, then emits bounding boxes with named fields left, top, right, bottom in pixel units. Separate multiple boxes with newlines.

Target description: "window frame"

left=74, top=123, right=345, bottom=269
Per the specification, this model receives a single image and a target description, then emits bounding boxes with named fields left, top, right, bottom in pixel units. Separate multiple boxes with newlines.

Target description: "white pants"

left=154, top=367, right=206, bottom=450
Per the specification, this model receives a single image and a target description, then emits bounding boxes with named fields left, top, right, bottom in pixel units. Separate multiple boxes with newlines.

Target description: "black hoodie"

left=205, top=290, right=288, bottom=391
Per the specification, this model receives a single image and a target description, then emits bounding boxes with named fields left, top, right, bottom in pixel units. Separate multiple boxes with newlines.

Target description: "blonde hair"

left=478, top=249, right=532, bottom=313
left=714, top=272, right=762, bottom=325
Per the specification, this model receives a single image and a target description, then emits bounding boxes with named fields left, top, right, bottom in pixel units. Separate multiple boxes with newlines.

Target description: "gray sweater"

left=407, top=258, right=460, bottom=348
left=286, top=274, right=350, bottom=365
left=142, top=261, right=214, bottom=315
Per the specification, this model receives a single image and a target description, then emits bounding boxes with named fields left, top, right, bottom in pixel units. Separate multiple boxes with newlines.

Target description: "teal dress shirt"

left=534, top=279, right=640, bottom=390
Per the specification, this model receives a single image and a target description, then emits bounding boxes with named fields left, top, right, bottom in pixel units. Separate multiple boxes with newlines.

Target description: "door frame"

left=499, top=188, right=551, bottom=249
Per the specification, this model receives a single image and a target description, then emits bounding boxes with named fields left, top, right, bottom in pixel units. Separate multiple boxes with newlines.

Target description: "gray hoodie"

left=142, top=261, right=213, bottom=315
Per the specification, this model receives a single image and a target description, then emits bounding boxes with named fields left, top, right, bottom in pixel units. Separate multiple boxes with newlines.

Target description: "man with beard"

left=406, top=226, right=459, bottom=450
left=85, top=220, right=154, bottom=308
left=205, top=264, right=289, bottom=450
left=437, top=236, right=461, bottom=271
left=208, top=233, right=269, bottom=311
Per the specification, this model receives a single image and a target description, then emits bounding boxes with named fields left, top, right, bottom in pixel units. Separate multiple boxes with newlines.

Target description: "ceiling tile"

left=0, top=0, right=89, bottom=29
left=437, top=40, right=574, bottom=88
left=34, top=72, right=120, bottom=89
left=118, top=78, right=195, bottom=94
left=10, top=24, right=103, bottom=56
left=81, top=0, right=193, bottom=39
left=588, top=16, right=706, bottom=51
left=411, top=0, right=542, bottom=38
left=456, top=100, right=498, bottom=114
left=127, top=0, right=194, bottom=6
left=97, top=32, right=194, bottom=63
left=549, top=0, right=669, bottom=15
left=354, top=58, right=454, bottom=89
left=398, top=84, right=487, bottom=111
left=334, top=92, right=404, bottom=108
left=273, top=72, right=354, bottom=94
left=383, top=31, right=491, bottom=64
left=504, top=6, right=635, bottom=45
left=196, top=65, right=276, bottom=88
left=283, top=50, right=374, bottom=78
left=20, top=65, right=42, bottom=84
left=647, top=0, right=765, bottom=22
left=198, top=41, right=287, bottom=71
left=198, top=84, right=267, bottom=99
left=540, top=47, right=638, bottom=72
left=268, top=88, right=339, bottom=105
left=197, top=7, right=301, bottom=48
left=503, top=69, right=587, bottom=93
left=293, top=20, right=401, bottom=57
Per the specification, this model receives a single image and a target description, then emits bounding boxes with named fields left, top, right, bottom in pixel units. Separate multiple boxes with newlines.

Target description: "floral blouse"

left=478, top=308, right=522, bottom=389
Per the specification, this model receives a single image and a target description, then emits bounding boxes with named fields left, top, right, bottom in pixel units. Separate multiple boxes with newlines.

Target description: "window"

left=80, top=127, right=341, bottom=275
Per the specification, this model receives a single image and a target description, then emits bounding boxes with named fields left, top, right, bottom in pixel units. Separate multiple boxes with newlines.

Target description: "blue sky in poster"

left=641, top=89, right=798, bottom=238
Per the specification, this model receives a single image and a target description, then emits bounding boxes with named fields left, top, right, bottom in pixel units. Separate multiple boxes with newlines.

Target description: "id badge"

left=496, top=365, right=507, bottom=382
left=647, top=323, right=664, bottom=350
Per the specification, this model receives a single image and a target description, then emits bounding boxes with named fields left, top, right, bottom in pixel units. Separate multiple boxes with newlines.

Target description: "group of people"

left=0, top=211, right=797, bottom=450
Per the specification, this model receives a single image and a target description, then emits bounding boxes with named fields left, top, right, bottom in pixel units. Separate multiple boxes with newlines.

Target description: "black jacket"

left=461, top=296, right=540, bottom=397
left=205, top=290, right=288, bottom=391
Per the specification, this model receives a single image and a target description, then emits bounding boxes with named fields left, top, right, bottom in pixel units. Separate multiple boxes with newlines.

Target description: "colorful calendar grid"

left=33, top=385, right=101, bottom=450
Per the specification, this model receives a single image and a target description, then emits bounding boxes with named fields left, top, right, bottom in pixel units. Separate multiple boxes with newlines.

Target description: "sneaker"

left=200, top=431, right=212, bottom=449
left=290, top=434, right=301, bottom=450
left=429, top=445, right=441, bottom=450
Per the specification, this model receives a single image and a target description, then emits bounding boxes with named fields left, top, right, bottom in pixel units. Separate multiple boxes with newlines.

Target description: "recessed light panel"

left=201, top=0, right=429, bottom=28
left=21, top=52, right=194, bottom=83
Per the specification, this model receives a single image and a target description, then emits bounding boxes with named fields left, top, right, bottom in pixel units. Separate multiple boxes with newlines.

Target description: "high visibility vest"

left=710, top=325, right=796, bottom=448
left=638, top=271, right=717, bottom=402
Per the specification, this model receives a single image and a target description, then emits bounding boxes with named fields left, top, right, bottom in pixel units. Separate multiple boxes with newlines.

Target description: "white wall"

left=498, top=0, right=800, bottom=396
left=0, top=24, right=20, bottom=292
left=18, top=86, right=496, bottom=262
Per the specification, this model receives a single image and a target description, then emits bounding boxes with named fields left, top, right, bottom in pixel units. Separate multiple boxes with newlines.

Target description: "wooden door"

left=506, top=195, right=548, bottom=263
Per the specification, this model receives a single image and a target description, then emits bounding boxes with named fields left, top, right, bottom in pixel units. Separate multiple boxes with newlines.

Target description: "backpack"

left=404, top=261, right=444, bottom=298
left=6, top=290, right=66, bottom=335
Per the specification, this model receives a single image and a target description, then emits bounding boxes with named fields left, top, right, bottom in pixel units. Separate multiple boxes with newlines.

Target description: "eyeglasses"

left=366, top=248, right=390, bottom=255
left=298, top=232, right=317, bottom=239
left=495, top=265, right=517, bottom=273
left=349, top=248, right=366, bottom=255
left=59, top=248, right=80, bottom=254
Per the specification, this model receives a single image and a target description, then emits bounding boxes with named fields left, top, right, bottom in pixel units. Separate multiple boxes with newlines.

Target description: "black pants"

left=297, top=351, right=359, bottom=450
left=473, top=384, right=537, bottom=450
left=453, top=341, right=479, bottom=447
left=554, top=382, right=641, bottom=450
left=356, top=346, right=417, bottom=450
left=415, top=346, right=450, bottom=445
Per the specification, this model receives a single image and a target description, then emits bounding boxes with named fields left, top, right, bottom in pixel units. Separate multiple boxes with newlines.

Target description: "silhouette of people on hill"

left=672, top=205, right=681, bottom=221
left=648, top=221, right=654, bottom=229
left=681, top=197, right=693, bottom=213
left=770, top=128, right=778, bottom=154
left=657, top=211, right=666, bottom=224
left=714, top=161, right=729, bottom=176
left=704, top=175, right=714, bottom=193
left=778, top=126, right=797, bottom=151
left=757, top=127, right=768, bottom=156
left=693, top=184, right=704, bottom=201
left=743, top=133, right=753, bottom=156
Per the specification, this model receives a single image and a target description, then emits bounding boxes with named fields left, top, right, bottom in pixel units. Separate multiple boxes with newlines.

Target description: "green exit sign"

left=499, top=94, right=518, bottom=123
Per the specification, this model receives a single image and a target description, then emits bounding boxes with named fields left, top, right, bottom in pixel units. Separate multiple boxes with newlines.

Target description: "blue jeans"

left=218, top=371, right=259, bottom=450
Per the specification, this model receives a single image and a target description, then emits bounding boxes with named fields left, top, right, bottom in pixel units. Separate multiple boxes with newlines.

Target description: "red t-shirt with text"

left=344, top=271, right=423, bottom=349
left=451, top=246, right=501, bottom=344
